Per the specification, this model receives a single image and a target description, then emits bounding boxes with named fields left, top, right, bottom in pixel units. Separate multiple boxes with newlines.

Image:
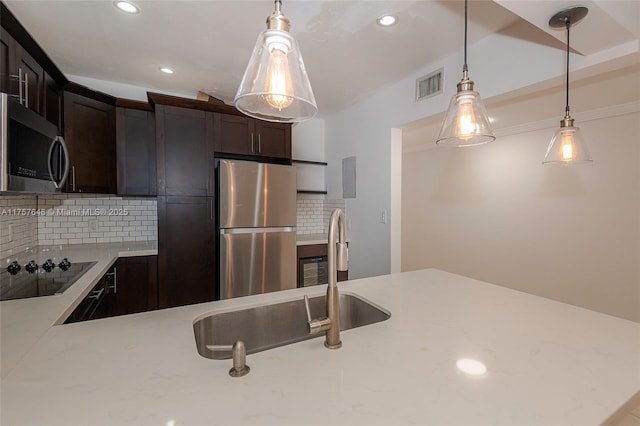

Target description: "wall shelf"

left=297, top=190, right=328, bottom=194
left=293, top=159, right=326, bottom=194
left=292, top=159, right=328, bottom=166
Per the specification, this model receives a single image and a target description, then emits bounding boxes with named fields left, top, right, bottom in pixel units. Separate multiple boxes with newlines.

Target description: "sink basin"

left=193, top=292, right=390, bottom=360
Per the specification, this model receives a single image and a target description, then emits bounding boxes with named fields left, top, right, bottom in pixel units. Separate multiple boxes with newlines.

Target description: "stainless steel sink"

left=193, top=293, right=390, bottom=360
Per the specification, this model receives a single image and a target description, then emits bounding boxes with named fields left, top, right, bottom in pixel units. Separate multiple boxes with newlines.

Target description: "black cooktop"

left=0, top=261, right=97, bottom=301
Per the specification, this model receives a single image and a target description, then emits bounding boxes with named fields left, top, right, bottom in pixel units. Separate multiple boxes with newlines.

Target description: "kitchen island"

left=1, top=268, right=638, bottom=425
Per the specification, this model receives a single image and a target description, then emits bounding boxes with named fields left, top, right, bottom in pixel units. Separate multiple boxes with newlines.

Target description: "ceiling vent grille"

left=416, top=68, right=443, bottom=101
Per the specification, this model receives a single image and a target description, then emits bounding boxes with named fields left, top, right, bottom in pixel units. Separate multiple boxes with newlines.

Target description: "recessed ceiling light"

left=159, top=67, right=175, bottom=75
left=114, top=1, right=140, bottom=14
left=377, top=14, right=398, bottom=27
left=456, top=358, right=488, bottom=377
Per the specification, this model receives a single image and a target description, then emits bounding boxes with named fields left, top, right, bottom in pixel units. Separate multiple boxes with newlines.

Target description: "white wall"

left=323, top=25, right=638, bottom=280
left=402, top=107, right=640, bottom=322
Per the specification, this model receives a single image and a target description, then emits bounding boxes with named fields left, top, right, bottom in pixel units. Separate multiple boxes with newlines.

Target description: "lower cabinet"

left=157, top=196, right=215, bottom=308
left=108, top=256, right=158, bottom=317
left=65, top=255, right=158, bottom=323
left=64, top=265, right=113, bottom=324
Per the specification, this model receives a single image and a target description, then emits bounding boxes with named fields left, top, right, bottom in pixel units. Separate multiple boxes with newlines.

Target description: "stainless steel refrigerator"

left=218, top=159, right=297, bottom=299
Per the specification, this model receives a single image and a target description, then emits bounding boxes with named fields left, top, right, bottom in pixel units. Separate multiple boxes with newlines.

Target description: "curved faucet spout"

left=304, top=208, right=348, bottom=349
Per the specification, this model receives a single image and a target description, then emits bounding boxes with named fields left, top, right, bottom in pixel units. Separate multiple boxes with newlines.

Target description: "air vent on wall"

left=416, top=68, right=443, bottom=101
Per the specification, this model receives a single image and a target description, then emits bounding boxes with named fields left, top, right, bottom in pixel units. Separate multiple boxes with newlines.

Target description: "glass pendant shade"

left=436, top=87, right=495, bottom=147
left=543, top=124, right=592, bottom=164
left=234, top=29, right=317, bottom=123
left=544, top=6, right=592, bottom=165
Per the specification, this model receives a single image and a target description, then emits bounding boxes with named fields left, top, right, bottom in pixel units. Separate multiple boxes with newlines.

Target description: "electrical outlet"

left=88, top=219, right=99, bottom=233
left=380, top=210, right=387, bottom=224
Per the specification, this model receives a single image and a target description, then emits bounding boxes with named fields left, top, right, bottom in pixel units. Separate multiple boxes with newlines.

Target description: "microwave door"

left=47, top=136, right=69, bottom=188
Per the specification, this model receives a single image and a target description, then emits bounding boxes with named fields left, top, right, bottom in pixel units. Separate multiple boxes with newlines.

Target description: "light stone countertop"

left=0, top=241, right=158, bottom=379
left=1, top=268, right=638, bottom=425
left=296, top=233, right=329, bottom=245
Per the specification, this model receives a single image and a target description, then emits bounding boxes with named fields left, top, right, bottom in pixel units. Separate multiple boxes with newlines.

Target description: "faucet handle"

left=303, top=295, right=313, bottom=323
left=206, top=340, right=250, bottom=377
left=304, top=295, right=332, bottom=335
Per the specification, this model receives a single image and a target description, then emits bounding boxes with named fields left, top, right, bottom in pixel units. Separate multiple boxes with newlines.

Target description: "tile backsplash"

left=37, top=195, right=157, bottom=245
left=0, top=196, right=39, bottom=259
left=297, top=198, right=346, bottom=235
left=0, top=194, right=157, bottom=257
left=2, top=194, right=342, bottom=256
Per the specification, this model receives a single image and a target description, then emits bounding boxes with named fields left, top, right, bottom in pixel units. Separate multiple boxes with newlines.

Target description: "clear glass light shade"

left=543, top=125, right=592, bottom=164
left=436, top=89, right=495, bottom=147
left=234, top=29, right=317, bottom=123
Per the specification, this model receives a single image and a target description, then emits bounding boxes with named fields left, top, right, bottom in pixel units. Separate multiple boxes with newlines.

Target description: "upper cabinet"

left=63, top=89, right=117, bottom=194
left=155, top=104, right=215, bottom=197
left=0, top=27, right=43, bottom=116
left=213, top=113, right=291, bottom=160
left=1, top=3, right=68, bottom=126
left=116, top=105, right=156, bottom=196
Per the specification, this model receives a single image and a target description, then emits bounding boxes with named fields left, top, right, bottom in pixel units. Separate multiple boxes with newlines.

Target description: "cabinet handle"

left=258, top=134, right=261, bottom=153
left=9, top=69, right=23, bottom=105
left=88, top=288, right=105, bottom=300
left=105, top=268, right=117, bottom=294
left=250, top=133, right=255, bottom=153
left=71, top=166, right=76, bottom=192
left=210, top=199, right=213, bottom=221
left=23, top=72, right=28, bottom=109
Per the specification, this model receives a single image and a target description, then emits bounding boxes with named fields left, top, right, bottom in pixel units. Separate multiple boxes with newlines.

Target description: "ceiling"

left=4, top=1, right=637, bottom=117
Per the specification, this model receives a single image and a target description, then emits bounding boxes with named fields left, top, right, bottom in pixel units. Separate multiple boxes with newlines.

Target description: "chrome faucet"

left=304, top=208, right=348, bottom=349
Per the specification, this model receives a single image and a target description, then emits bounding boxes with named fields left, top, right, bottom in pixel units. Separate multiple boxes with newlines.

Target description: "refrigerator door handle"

left=220, top=227, right=295, bottom=235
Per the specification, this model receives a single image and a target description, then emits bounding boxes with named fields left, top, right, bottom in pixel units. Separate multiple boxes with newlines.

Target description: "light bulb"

left=455, top=97, right=477, bottom=141
left=264, top=48, right=293, bottom=110
left=560, top=131, right=575, bottom=161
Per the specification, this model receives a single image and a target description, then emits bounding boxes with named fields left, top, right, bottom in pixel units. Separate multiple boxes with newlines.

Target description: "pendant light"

left=234, top=0, right=317, bottom=123
left=436, top=0, right=495, bottom=147
left=543, top=7, right=592, bottom=165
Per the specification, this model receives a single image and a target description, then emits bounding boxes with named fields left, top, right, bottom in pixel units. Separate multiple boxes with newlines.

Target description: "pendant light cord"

left=565, top=18, right=570, bottom=116
left=463, top=0, right=468, bottom=73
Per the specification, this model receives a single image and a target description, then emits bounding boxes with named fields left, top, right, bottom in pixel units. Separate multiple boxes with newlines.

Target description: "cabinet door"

left=63, top=91, right=116, bottom=194
left=116, top=107, right=156, bottom=196
left=14, top=45, right=44, bottom=115
left=213, top=113, right=254, bottom=155
left=0, top=28, right=14, bottom=95
left=43, top=72, right=61, bottom=128
left=156, top=105, right=214, bottom=196
left=108, top=256, right=158, bottom=316
left=255, top=121, right=291, bottom=159
left=157, top=196, right=215, bottom=308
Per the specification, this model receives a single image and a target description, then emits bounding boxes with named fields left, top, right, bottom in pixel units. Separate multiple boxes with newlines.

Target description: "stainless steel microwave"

left=0, top=92, right=69, bottom=193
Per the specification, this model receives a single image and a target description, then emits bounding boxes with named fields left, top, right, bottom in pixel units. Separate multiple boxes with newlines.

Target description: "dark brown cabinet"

left=64, top=267, right=112, bottom=324
left=0, top=27, right=44, bottom=116
left=116, top=107, right=156, bottom=196
left=157, top=196, right=215, bottom=308
left=63, top=91, right=117, bottom=194
left=0, top=27, right=13, bottom=96
left=44, top=71, right=62, bottom=128
left=108, top=256, right=158, bottom=317
left=156, top=105, right=214, bottom=196
left=14, top=44, right=44, bottom=115
left=1, top=3, right=67, bottom=126
left=213, top=113, right=291, bottom=160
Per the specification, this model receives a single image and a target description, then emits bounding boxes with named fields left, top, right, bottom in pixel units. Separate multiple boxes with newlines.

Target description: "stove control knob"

left=58, top=258, right=71, bottom=271
left=25, top=260, right=38, bottom=274
left=6, top=261, right=21, bottom=275
left=42, top=259, right=55, bottom=272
